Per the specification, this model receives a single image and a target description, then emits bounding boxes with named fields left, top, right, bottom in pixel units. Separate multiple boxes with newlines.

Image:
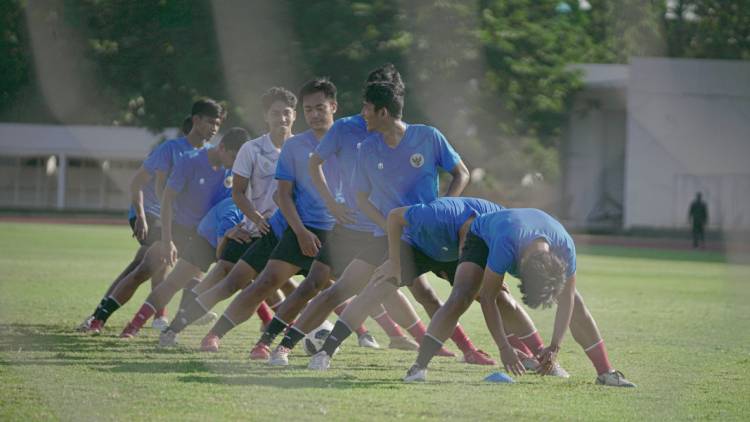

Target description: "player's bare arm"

left=539, top=274, right=576, bottom=375
left=278, top=179, right=320, bottom=257
left=444, top=160, right=470, bottom=197
left=309, top=152, right=354, bottom=225
left=160, top=187, right=179, bottom=265
left=232, top=173, right=269, bottom=235
left=130, top=166, right=151, bottom=242
left=372, top=207, right=409, bottom=287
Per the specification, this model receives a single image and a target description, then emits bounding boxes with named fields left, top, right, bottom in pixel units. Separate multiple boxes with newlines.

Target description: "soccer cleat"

left=120, top=322, right=140, bottom=338
left=249, top=342, right=271, bottom=361
left=403, top=364, right=427, bottom=382
left=388, top=336, right=419, bottom=351
left=435, top=346, right=456, bottom=358
left=596, top=370, right=636, bottom=387
left=522, top=357, right=570, bottom=378
left=193, top=311, right=218, bottom=326
left=86, top=319, right=105, bottom=335
left=76, top=316, right=94, bottom=332
left=461, top=349, right=497, bottom=366
left=200, top=334, right=220, bottom=352
left=307, top=351, right=331, bottom=371
left=159, top=329, right=178, bottom=348
left=358, top=332, right=380, bottom=349
left=151, top=316, right=170, bottom=331
left=268, top=345, right=291, bottom=366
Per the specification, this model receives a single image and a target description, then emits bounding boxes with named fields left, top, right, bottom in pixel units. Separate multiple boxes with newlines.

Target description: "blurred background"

left=1, top=0, right=748, bottom=244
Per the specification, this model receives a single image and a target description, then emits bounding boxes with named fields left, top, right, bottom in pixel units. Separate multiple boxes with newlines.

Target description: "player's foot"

left=76, top=316, right=94, bottom=332
left=200, top=334, right=220, bottom=352
left=86, top=319, right=104, bottom=335
left=268, top=345, right=291, bottom=366
left=249, top=342, right=271, bottom=361
left=194, top=311, right=218, bottom=326
left=435, top=346, right=456, bottom=357
left=119, top=322, right=140, bottom=339
left=358, top=332, right=380, bottom=349
left=159, top=329, right=178, bottom=348
left=151, top=316, right=169, bottom=331
left=308, top=351, right=331, bottom=371
left=522, top=358, right=570, bottom=378
left=596, top=370, right=636, bottom=387
left=388, top=336, right=419, bottom=351
left=403, top=364, right=426, bottom=382
left=461, top=349, right=496, bottom=366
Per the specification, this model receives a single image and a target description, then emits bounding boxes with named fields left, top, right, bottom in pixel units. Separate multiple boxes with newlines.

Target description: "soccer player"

left=84, top=99, right=224, bottom=334
left=116, top=127, right=247, bottom=338
left=276, top=80, right=473, bottom=368
left=402, top=208, right=636, bottom=387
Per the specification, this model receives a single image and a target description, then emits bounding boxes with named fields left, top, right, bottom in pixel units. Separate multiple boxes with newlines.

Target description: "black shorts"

left=172, top=223, right=198, bottom=255
left=269, top=226, right=331, bottom=272
left=315, top=225, right=376, bottom=277
left=399, top=240, right=458, bottom=287
left=239, top=231, right=280, bottom=273
left=352, top=235, right=389, bottom=266
left=458, top=231, right=490, bottom=269
left=180, top=235, right=216, bottom=272
left=219, top=237, right=258, bottom=264
left=128, top=213, right=161, bottom=246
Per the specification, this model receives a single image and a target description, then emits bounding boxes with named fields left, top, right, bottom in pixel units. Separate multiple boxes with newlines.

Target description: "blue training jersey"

left=275, top=129, right=338, bottom=231
left=197, top=197, right=244, bottom=248
left=166, top=148, right=232, bottom=228
left=470, top=208, right=577, bottom=279
left=354, top=124, right=462, bottom=236
left=403, top=197, right=504, bottom=262
left=267, top=209, right=289, bottom=239
left=314, top=114, right=376, bottom=233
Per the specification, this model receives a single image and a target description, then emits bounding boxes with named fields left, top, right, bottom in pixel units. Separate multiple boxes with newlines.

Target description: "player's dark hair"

left=191, top=98, right=224, bottom=119
left=219, top=127, right=249, bottom=152
left=518, top=250, right=567, bottom=309
left=261, top=87, right=297, bottom=112
left=363, top=81, right=404, bottom=119
left=366, top=63, right=404, bottom=94
left=298, top=77, right=337, bottom=102
left=180, top=115, right=193, bottom=136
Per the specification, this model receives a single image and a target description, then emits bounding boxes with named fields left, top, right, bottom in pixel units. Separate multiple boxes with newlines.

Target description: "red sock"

left=372, top=311, right=405, bottom=338
left=256, top=302, right=273, bottom=325
left=131, top=302, right=156, bottom=329
left=155, top=307, right=168, bottom=318
left=450, top=324, right=476, bottom=353
left=520, top=330, right=545, bottom=356
left=406, top=320, right=426, bottom=344
left=584, top=340, right=613, bottom=375
left=507, top=334, right=533, bottom=356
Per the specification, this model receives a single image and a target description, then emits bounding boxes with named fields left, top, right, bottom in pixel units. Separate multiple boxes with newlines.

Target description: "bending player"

left=402, top=208, right=636, bottom=387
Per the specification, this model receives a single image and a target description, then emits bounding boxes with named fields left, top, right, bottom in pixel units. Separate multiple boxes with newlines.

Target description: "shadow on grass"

left=176, top=373, right=408, bottom=389
left=0, top=323, right=135, bottom=354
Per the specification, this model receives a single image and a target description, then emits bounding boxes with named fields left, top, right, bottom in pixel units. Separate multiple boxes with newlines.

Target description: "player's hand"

left=161, top=240, right=178, bottom=266
left=251, top=212, right=271, bottom=235
left=373, top=259, right=402, bottom=287
left=500, top=346, right=526, bottom=376
left=226, top=226, right=253, bottom=243
left=133, top=215, right=148, bottom=242
left=328, top=201, right=356, bottom=225
left=297, top=229, right=322, bottom=257
left=537, top=344, right=560, bottom=376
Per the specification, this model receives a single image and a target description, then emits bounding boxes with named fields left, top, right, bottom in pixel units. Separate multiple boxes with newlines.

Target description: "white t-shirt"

left=232, top=133, right=282, bottom=236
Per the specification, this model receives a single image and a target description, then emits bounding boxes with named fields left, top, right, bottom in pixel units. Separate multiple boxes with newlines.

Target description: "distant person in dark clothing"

left=688, top=192, right=708, bottom=248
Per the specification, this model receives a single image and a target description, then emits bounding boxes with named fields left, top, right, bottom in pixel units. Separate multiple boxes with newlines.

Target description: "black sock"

left=91, top=296, right=107, bottom=317
left=168, top=297, right=208, bottom=334
left=93, top=297, right=121, bottom=323
left=210, top=315, right=236, bottom=339
left=176, top=288, right=199, bottom=316
left=259, top=316, right=288, bottom=346
left=279, top=326, right=306, bottom=349
left=415, top=334, right=443, bottom=369
left=322, top=320, right=352, bottom=356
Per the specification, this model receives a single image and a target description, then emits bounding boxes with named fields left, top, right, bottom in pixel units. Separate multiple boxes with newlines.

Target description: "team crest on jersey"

left=224, top=175, right=233, bottom=188
left=410, top=153, right=424, bottom=168
left=377, top=162, right=384, bottom=170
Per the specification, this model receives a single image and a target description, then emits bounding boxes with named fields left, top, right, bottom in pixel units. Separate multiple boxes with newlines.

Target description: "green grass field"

left=1, top=222, right=748, bottom=421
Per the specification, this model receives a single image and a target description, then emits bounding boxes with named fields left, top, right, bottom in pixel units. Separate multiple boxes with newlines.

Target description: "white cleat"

left=522, top=357, right=570, bottom=378
left=403, top=364, right=426, bottom=382
left=358, top=332, right=380, bottom=349
left=308, top=351, right=331, bottom=371
left=596, top=370, right=636, bottom=387
left=159, top=329, right=178, bottom=348
left=268, top=346, right=291, bottom=366
left=76, top=316, right=94, bottom=332
left=151, top=316, right=170, bottom=331
left=193, top=311, right=218, bottom=326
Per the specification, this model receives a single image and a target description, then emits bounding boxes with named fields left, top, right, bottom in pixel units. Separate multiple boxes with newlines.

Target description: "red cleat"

left=119, top=322, right=140, bottom=338
left=249, top=342, right=271, bottom=360
left=87, top=319, right=104, bottom=335
left=436, top=346, right=456, bottom=357
left=200, top=334, right=220, bottom=352
left=462, top=349, right=496, bottom=366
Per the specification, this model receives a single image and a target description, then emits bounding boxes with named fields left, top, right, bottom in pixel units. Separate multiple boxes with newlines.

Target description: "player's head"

left=298, top=77, right=337, bottom=132
left=262, top=87, right=297, bottom=136
left=217, top=127, right=249, bottom=167
left=517, top=250, right=567, bottom=309
left=366, top=63, right=404, bottom=95
left=361, top=81, right=403, bottom=131
left=190, top=99, right=224, bottom=141
left=180, top=115, right=193, bottom=136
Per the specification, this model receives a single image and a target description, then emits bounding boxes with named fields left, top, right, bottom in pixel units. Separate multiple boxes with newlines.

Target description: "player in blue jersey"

left=83, top=99, right=224, bottom=334
left=403, top=208, right=636, bottom=387
left=115, top=127, right=247, bottom=338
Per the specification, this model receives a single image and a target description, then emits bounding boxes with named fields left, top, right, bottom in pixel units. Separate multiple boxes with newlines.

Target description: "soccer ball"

left=303, top=320, right=334, bottom=356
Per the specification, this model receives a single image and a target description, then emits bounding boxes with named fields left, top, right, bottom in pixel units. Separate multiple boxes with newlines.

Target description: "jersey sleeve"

left=315, top=120, right=341, bottom=161
left=232, top=141, right=255, bottom=179
left=166, top=155, right=191, bottom=193
left=403, top=203, right=434, bottom=232
left=275, top=142, right=295, bottom=182
left=216, top=207, right=242, bottom=241
left=432, top=128, right=461, bottom=172
left=144, top=142, right=173, bottom=173
left=486, top=236, right=515, bottom=275
left=353, top=142, right=372, bottom=195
